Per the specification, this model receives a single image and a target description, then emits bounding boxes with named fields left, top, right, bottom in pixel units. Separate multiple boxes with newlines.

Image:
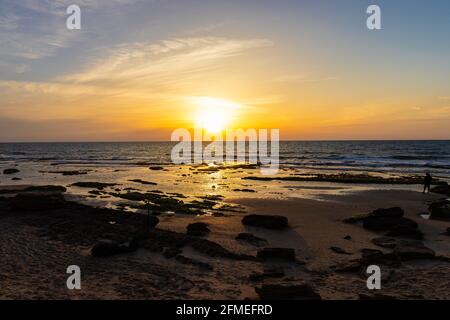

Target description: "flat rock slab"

left=242, top=214, right=288, bottom=229
left=257, top=247, right=296, bottom=261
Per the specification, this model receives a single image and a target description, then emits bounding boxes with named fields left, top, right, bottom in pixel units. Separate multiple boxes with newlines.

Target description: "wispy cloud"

left=275, top=73, right=339, bottom=83
left=60, top=37, right=273, bottom=86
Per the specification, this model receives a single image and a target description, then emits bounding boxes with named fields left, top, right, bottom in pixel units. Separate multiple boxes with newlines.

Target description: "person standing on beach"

left=423, top=173, right=432, bottom=194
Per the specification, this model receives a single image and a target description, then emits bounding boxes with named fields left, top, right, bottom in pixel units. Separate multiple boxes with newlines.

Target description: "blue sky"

left=0, top=0, right=449, bottom=141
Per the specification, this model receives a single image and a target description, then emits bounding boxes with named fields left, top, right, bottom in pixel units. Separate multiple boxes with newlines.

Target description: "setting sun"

left=193, top=97, right=240, bottom=133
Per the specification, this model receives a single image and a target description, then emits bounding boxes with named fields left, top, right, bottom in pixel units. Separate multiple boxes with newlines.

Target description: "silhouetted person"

left=423, top=173, right=432, bottom=194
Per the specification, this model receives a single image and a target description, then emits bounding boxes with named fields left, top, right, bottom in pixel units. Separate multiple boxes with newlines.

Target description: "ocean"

left=1, top=141, right=449, bottom=178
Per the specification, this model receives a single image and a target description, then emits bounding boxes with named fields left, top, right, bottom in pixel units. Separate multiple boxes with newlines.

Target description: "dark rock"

left=330, top=246, right=352, bottom=255
left=72, top=182, right=117, bottom=190
left=393, top=241, right=435, bottom=260
left=249, top=267, right=285, bottom=281
left=174, top=255, right=213, bottom=270
left=255, top=283, right=321, bottom=300
left=344, top=235, right=352, bottom=240
left=360, top=248, right=400, bottom=267
left=429, top=199, right=450, bottom=220
left=128, top=179, right=157, bottom=185
left=3, top=168, right=20, bottom=175
left=385, top=219, right=423, bottom=240
left=186, top=222, right=210, bottom=236
left=10, top=192, right=67, bottom=211
left=25, top=185, right=67, bottom=193
left=149, top=166, right=164, bottom=171
left=12, top=177, right=22, bottom=181
left=236, top=233, right=268, bottom=246
left=372, top=236, right=398, bottom=249
left=334, top=260, right=362, bottom=273
left=257, top=247, right=296, bottom=261
left=242, top=214, right=288, bottom=229
left=371, top=207, right=404, bottom=218
left=162, top=247, right=182, bottom=259
left=91, top=238, right=138, bottom=258
left=431, top=181, right=450, bottom=196
left=445, top=227, right=450, bottom=236
left=189, top=238, right=255, bottom=261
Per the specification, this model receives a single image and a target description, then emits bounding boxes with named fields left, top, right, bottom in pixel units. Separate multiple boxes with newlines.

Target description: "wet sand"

left=0, top=187, right=449, bottom=300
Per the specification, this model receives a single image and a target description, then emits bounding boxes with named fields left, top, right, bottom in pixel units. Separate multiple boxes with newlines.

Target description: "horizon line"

left=0, top=139, right=449, bottom=144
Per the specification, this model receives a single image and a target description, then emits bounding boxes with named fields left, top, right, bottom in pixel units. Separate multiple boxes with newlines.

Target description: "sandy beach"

left=1, top=175, right=449, bottom=299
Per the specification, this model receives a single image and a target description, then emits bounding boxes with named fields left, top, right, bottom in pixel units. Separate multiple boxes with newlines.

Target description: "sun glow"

left=193, top=97, right=240, bottom=133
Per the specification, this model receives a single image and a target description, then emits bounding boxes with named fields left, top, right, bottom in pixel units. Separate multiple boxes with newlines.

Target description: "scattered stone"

left=10, top=192, right=67, bottom=211
left=72, top=182, right=117, bottom=190
left=431, top=181, right=450, bottom=196
left=242, top=214, right=288, bottom=229
left=249, top=267, right=285, bottom=281
left=149, top=166, right=164, bottom=171
left=344, top=235, right=352, bottom=240
left=235, top=233, right=268, bottom=246
left=444, top=227, right=450, bottom=236
left=128, top=179, right=157, bottom=185
left=393, top=241, right=435, bottom=261
left=25, top=185, right=67, bottom=193
left=257, top=248, right=296, bottom=261
left=344, top=207, right=423, bottom=240
left=233, top=189, right=256, bottom=193
left=91, top=239, right=138, bottom=258
left=48, top=170, right=89, bottom=176
left=255, top=283, right=321, bottom=300
left=12, top=177, right=22, bottom=181
left=372, top=236, right=398, bottom=249
left=334, top=260, right=362, bottom=273
left=429, top=199, right=450, bottom=220
left=175, top=255, right=213, bottom=270
left=330, top=246, right=352, bottom=255
left=3, top=168, right=20, bottom=175
left=162, top=247, right=182, bottom=259
left=360, top=248, right=400, bottom=267
left=186, top=222, right=210, bottom=236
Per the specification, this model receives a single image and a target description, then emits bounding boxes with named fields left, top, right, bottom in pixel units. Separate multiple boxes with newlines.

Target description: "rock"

left=255, top=284, right=321, bottom=300
left=3, top=168, right=20, bottom=175
left=393, top=241, right=435, bottom=260
left=431, top=181, right=450, bottom=196
left=186, top=222, right=210, bottom=236
left=249, top=267, right=285, bottom=281
left=429, top=199, right=450, bottom=220
left=360, top=248, right=400, bottom=267
left=372, top=236, right=398, bottom=248
left=344, top=235, right=352, bottom=240
left=25, top=185, right=67, bottom=193
left=242, top=214, right=288, bottom=229
left=330, top=246, right=352, bottom=255
left=10, top=192, right=67, bottom=211
left=257, top=248, right=296, bottom=261
left=91, top=239, right=138, bottom=258
left=445, top=227, right=450, bottom=236
left=72, top=182, right=117, bottom=190
left=149, top=166, right=164, bottom=171
left=371, top=207, right=404, bottom=218
left=334, top=260, right=362, bottom=273
left=385, top=218, right=423, bottom=240
left=12, top=177, right=22, bottom=181
left=174, top=255, right=213, bottom=270
left=235, top=233, right=268, bottom=246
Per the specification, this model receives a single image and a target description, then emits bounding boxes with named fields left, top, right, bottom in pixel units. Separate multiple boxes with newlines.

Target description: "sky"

left=0, top=0, right=449, bottom=142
